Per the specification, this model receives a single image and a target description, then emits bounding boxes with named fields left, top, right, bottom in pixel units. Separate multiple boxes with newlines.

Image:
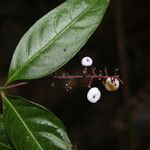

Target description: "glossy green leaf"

left=2, top=93, right=73, bottom=150
left=0, top=114, right=13, bottom=150
left=7, top=0, right=109, bottom=84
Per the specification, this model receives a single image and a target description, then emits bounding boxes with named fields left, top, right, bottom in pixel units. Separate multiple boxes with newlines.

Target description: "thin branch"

left=53, top=75, right=119, bottom=79
left=0, top=68, right=121, bottom=91
left=0, top=82, right=28, bottom=90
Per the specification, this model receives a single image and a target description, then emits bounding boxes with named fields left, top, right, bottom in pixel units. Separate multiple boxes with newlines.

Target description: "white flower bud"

left=104, top=77, right=120, bottom=92
left=87, top=87, right=101, bottom=103
left=81, top=57, right=93, bottom=67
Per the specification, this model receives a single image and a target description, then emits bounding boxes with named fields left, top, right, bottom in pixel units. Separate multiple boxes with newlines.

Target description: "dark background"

left=0, top=0, right=150, bottom=150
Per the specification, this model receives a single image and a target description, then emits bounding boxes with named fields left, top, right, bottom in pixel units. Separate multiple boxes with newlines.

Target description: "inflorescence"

left=53, top=56, right=123, bottom=103
left=0, top=56, right=123, bottom=103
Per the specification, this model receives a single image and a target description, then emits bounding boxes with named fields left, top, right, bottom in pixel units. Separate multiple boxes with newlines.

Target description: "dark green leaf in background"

left=0, top=114, right=13, bottom=150
left=2, top=93, right=73, bottom=150
left=7, top=0, right=109, bottom=84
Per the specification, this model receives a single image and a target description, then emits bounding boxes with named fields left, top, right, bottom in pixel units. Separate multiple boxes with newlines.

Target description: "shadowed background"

left=0, top=0, right=150, bottom=150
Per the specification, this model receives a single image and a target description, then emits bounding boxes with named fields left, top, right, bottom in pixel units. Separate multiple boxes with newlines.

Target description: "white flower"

left=104, top=77, right=120, bottom=92
left=87, top=87, right=101, bottom=103
left=81, top=57, right=93, bottom=67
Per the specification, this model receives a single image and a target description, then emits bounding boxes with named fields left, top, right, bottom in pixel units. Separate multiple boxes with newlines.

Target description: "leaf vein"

left=7, top=3, right=93, bottom=83
left=3, top=95, right=44, bottom=150
left=0, top=141, right=12, bottom=149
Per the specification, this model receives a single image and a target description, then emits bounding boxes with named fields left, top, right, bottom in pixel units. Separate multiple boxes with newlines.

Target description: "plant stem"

left=0, top=74, right=119, bottom=91
left=0, top=66, right=121, bottom=91
left=0, top=82, right=28, bottom=91
left=54, top=75, right=119, bottom=79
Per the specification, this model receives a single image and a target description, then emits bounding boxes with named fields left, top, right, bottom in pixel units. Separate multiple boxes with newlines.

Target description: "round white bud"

left=87, top=87, right=101, bottom=103
left=104, top=77, right=120, bottom=92
left=81, top=57, right=93, bottom=67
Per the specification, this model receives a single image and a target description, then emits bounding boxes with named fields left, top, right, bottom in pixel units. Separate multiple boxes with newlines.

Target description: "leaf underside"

left=2, top=94, right=72, bottom=150
left=7, top=0, right=109, bottom=84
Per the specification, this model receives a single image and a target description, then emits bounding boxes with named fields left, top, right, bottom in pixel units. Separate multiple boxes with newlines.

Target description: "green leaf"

left=0, top=114, right=13, bottom=150
left=7, top=0, right=109, bottom=84
left=2, top=93, right=73, bottom=150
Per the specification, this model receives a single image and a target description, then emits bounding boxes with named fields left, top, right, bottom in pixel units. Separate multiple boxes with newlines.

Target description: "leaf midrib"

left=3, top=95, right=44, bottom=150
left=7, top=3, right=93, bottom=83
left=0, top=141, right=13, bottom=149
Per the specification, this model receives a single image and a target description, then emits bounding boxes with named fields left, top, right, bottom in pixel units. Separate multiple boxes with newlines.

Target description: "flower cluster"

left=54, top=56, right=122, bottom=103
